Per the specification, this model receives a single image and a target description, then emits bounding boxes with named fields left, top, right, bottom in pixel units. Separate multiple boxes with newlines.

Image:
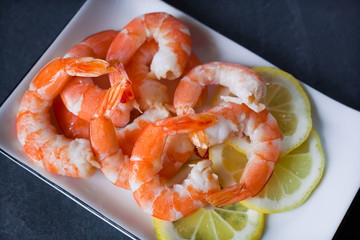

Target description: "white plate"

left=1, top=0, right=360, bottom=239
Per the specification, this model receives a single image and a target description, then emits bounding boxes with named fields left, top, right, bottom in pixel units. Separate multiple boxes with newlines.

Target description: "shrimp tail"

left=207, top=184, right=252, bottom=207
left=112, top=65, right=135, bottom=104
left=155, top=112, right=217, bottom=135
left=63, top=57, right=115, bottom=77
left=190, top=130, right=209, bottom=151
left=209, top=155, right=277, bottom=206
left=95, top=72, right=132, bottom=117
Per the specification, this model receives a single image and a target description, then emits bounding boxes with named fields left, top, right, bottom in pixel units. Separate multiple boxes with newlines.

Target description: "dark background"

left=1, top=0, right=359, bottom=239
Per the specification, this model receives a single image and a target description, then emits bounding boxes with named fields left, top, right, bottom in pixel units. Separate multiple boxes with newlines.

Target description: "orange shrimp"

left=125, top=39, right=205, bottom=111
left=157, top=53, right=208, bottom=178
left=114, top=107, right=195, bottom=181
left=89, top=76, right=191, bottom=189
left=53, top=96, right=89, bottom=139
left=64, top=30, right=119, bottom=59
left=59, top=76, right=133, bottom=127
left=59, top=30, right=136, bottom=128
left=115, top=107, right=171, bottom=156
left=89, top=72, right=134, bottom=189
left=64, top=30, right=118, bottom=90
left=124, top=39, right=169, bottom=111
left=107, top=12, right=191, bottom=81
left=191, top=102, right=281, bottom=206
left=184, top=53, right=208, bottom=108
left=123, top=40, right=206, bottom=178
left=115, top=41, right=178, bottom=175
left=174, top=62, right=266, bottom=115
left=16, top=57, right=114, bottom=178
left=129, top=113, right=220, bottom=221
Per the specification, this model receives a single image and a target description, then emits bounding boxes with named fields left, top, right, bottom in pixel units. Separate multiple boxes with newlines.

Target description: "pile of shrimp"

left=16, top=12, right=281, bottom=221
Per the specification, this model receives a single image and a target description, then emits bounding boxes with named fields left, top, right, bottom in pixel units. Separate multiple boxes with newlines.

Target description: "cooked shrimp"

left=158, top=134, right=196, bottom=181
left=89, top=73, right=134, bottom=189
left=17, top=57, right=114, bottom=178
left=129, top=113, right=220, bottom=221
left=107, top=12, right=191, bottom=81
left=125, top=39, right=169, bottom=111
left=190, top=102, right=281, bottom=206
left=64, top=30, right=118, bottom=59
left=123, top=40, right=204, bottom=178
left=53, top=96, right=89, bottom=139
left=174, top=62, right=267, bottom=154
left=90, top=79, right=193, bottom=188
left=64, top=30, right=118, bottom=91
left=174, top=62, right=266, bottom=115
left=184, top=53, right=208, bottom=108
left=115, top=108, right=195, bottom=181
left=59, top=30, right=135, bottom=128
left=115, top=107, right=171, bottom=156
left=125, top=39, right=206, bottom=111
left=60, top=76, right=134, bottom=127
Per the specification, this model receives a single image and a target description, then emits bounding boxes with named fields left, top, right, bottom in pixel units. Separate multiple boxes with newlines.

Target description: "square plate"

left=1, top=0, right=360, bottom=239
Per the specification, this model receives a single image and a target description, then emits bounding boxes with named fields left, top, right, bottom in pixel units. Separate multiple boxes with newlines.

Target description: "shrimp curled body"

left=17, top=57, right=113, bottom=178
left=121, top=40, right=203, bottom=179
left=107, top=12, right=192, bottom=81
left=174, top=62, right=266, bottom=115
left=59, top=30, right=134, bottom=130
left=129, top=113, right=220, bottom=221
left=193, top=102, right=281, bottom=206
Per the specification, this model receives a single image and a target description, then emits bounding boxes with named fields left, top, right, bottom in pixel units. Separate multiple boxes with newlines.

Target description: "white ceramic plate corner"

left=1, top=0, right=360, bottom=239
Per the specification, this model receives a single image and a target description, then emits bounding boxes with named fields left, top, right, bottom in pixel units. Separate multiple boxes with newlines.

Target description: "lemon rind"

left=241, top=130, right=325, bottom=213
left=153, top=206, right=264, bottom=240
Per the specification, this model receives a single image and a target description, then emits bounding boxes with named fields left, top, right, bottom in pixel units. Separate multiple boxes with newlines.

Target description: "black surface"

left=0, top=0, right=359, bottom=239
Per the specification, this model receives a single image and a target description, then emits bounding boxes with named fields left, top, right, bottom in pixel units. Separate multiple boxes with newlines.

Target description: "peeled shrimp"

left=107, top=12, right=191, bottom=81
left=129, top=113, right=220, bottom=221
left=115, top=107, right=195, bottom=181
left=16, top=57, right=113, bottom=178
left=184, top=53, right=208, bottom=109
left=89, top=48, right=195, bottom=188
left=60, top=76, right=134, bottom=128
left=125, top=39, right=169, bottom=111
left=91, top=88, right=194, bottom=188
left=89, top=73, right=134, bottom=189
left=53, top=96, right=89, bottom=139
left=125, top=39, right=205, bottom=111
left=123, top=40, right=205, bottom=178
left=191, top=102, right=281, bottom=206
left=112, top=40, right=173, bottom=162
left=115, top=107, right=171, bottom=156
left=64, top=30, right=118, bottom=59
left=174, top=62, right=266, bottom=115
left=59, top=30, right=136, bottom=128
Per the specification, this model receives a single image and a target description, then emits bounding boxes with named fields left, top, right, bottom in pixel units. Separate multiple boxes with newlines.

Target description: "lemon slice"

left=209, top=129, right=325, bottom=213
left=154, top=160, right=264, bottom=240
left=154, top=202, right=264, bottom=240
left=212, top=67, right=312, bottom=156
